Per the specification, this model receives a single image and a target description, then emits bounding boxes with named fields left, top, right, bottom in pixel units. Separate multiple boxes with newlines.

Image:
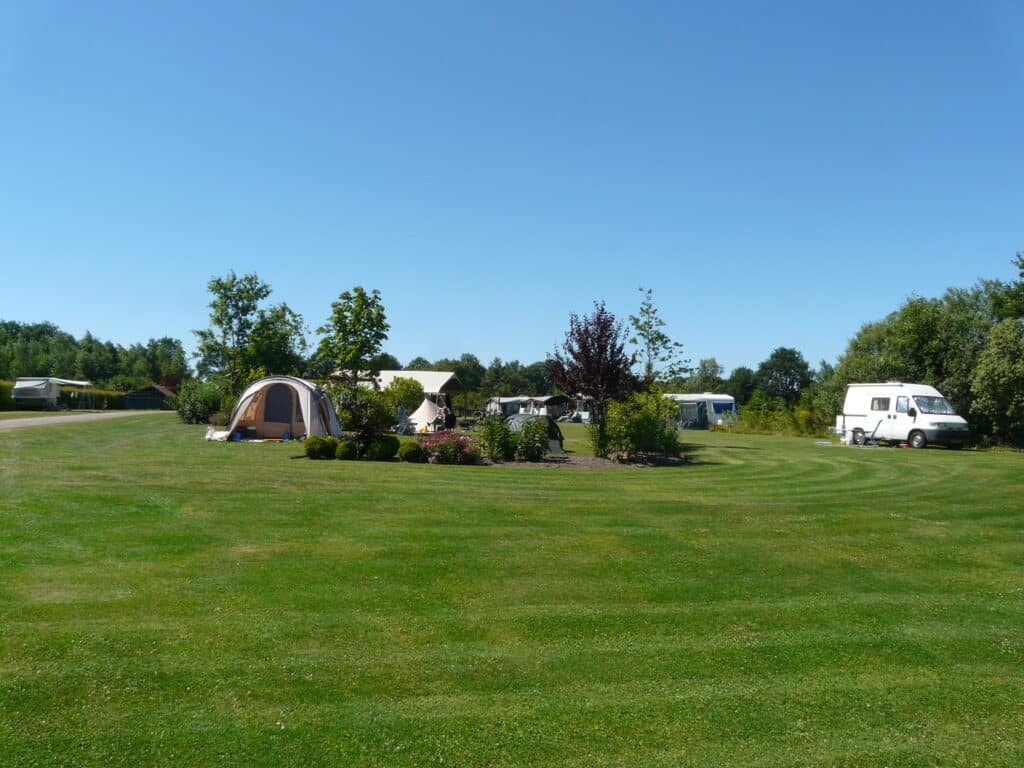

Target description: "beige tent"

left=208, top=376, right=342, bottom=441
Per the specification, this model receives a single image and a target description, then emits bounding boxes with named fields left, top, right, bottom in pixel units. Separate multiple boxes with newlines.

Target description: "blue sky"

left=1, top=1, right=1021, bottom=374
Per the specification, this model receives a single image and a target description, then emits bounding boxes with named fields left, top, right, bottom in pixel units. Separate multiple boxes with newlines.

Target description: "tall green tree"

left=383, top=376, right=425, bottom=415
left=404, top=356, right=434, bottom=370
left=628, top=286, right=690, bottom=387
left=723, top=366, right=757, bottom=405
left=992, top=252, right=1024, bottom=321
left=316, top=287, right=390, bottom=450
left=194, top=272, right=270, bottom=387
left=194, top=272, right=306, bottom=391
left=687, top=358, right=725, bottom=394
left=754, top=347, right=812, bottom=405
left=243, top=304, right=307, bottom=379
left=368, top=352, right=402, bottom=371
left=971, top=318, right=1024, bottom=444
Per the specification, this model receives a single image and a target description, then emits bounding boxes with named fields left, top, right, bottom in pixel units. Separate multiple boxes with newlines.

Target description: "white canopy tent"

left=407, top=397, right=445, bottom=433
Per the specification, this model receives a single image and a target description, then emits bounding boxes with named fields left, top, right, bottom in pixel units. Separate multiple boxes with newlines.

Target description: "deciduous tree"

left=316, top=287, right=390, bottom=451
left=548, top=302, right=638, bottom=456
left=754, top=347, right=812, bottom=405
left=971, top=318, right=1024, bottom=444
left=628, top=287, right=690, bottom=387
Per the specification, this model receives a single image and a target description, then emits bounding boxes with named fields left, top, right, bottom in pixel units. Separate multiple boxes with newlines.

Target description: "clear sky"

left=2, top=1, right=1021, bottom=374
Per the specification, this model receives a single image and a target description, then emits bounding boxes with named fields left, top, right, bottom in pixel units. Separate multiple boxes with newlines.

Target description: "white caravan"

left=12, top=377, right=92, bottom=409
left=663, top=393, right=736, bottom=428
left=835, top=383, right=970, bottom=449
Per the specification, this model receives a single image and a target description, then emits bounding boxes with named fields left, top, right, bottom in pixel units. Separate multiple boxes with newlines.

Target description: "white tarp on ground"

left=207, top=376, right=342, bottom=441
left=407, top=397, right=441, bottom=433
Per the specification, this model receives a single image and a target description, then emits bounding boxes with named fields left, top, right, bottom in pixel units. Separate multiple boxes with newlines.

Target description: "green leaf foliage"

left=971, top=318, right=1024, bottom=443
left=606, top=393, right=681, bottom=459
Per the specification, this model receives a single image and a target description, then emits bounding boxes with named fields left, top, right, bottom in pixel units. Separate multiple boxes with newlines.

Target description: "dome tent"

left=208, top=376, right=342, bottom=441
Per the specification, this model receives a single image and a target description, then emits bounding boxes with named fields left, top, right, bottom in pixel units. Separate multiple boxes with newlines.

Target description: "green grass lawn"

left=1, top=417, right=1022, bottom=767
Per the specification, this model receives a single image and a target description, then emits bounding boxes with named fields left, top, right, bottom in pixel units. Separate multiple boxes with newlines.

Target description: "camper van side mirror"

left=908, top=407, right=917, bottom=418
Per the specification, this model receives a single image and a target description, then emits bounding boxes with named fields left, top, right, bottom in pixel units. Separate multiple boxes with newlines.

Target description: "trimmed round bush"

left=334, top=439, right=358, bottom=460
left=364, top=434, right=400, bottom=461
left=398, top=441, right=426, bottom=463
left=305, top=435, right=339, bottom=460
left=304, top=436, right=326, bottom=459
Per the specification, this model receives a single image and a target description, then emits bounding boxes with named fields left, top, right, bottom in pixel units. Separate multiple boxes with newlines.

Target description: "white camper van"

left=835, top=383, right=970, bottom=449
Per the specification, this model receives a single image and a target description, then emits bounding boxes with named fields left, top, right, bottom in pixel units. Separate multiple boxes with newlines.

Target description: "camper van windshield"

left=913, top=396, right=955, bottom=415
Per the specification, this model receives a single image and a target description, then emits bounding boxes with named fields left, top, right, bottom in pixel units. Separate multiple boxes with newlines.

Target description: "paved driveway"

left=0, top=411, right=173, bottom=431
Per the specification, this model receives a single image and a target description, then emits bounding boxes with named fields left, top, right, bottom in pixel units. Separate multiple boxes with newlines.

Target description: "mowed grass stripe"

left=1, top=416, right=1022, bottom=766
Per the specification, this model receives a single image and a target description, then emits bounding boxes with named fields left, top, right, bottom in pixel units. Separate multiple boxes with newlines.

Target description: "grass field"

left=1, top=416, right=1022, bottom=766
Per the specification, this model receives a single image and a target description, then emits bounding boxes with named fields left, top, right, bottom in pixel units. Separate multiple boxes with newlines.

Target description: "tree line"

left=0, top=321, right=189, bottom=390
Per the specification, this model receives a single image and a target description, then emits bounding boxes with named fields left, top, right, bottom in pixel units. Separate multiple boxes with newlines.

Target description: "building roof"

left=332, top=369, right=464, bottom=395
left=128, top=384, right=175, bottom=397
left=376, top=370, right=463, bottom=395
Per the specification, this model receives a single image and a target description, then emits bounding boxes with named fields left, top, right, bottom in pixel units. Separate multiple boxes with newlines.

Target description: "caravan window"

left=870, top=397, right=891, bottom=411
left=711, top=401, right=734, bottom=414
left=895, top=396, right=909, bottom=414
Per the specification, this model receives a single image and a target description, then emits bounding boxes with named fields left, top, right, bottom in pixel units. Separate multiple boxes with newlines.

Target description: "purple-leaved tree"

left=548, top=302, right=638, bottom=456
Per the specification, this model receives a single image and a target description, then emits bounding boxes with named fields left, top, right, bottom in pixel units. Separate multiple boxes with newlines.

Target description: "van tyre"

left=909, top=431, right=927, bottom=449
left=852, top=428, right=866, bottom=446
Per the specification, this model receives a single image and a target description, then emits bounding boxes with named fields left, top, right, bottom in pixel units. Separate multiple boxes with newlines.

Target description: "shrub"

left=305, top=435, right=339, bottom=460
left=478, top=416, right=515, bottom=461
left=383, top=377, right=425, bottom=416
left=514, top=418, right=549, bottom=462
left=334, top=439, right=358, bottom=460
left=0, top=381, right=13, bottom=411
left=329, top=384, right=393, bottom=450
left=732, top=390, right=829, bottom=437
left=208, top=411, right=230, bottom=427
left=305, top=436, right=326, bottom=458
left=364, top=434, right=400, bottom=461
left=398, top=441, right=427, bottom=463
left=420, top=431, right=480, bottom=465
left=606, top=393, right=681, bottom=459
left=175, top=379, right=223, bottom=424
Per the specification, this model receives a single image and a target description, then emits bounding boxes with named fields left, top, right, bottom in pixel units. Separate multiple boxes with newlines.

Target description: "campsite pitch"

left=1, top=417, right=1022, bottom=766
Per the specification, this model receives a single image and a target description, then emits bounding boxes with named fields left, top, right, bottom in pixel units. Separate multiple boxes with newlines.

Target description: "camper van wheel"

left=909, top=431, right=927, bottom=450
left=851, top=428, right=866, bottom=446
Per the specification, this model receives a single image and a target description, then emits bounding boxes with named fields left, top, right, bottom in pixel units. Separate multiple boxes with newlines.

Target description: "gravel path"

left=0, top=411, right=172, bottom=431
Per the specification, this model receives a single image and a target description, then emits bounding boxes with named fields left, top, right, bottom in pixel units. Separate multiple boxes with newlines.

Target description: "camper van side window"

left=870, top=397, right=891, bottom=411
left=895, top=396, right=909, bottom=414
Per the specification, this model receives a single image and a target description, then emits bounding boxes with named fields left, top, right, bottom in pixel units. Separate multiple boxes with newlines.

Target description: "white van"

left=835, top=383, right=970, bottom=449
